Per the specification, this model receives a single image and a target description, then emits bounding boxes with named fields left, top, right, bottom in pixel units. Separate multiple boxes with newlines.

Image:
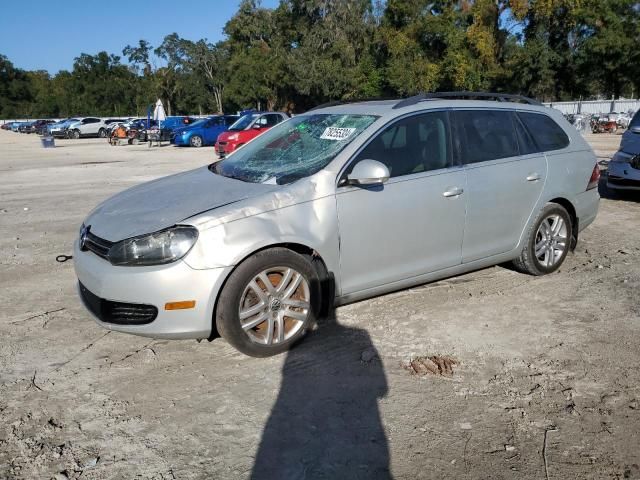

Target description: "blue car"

left=161, top=116, right=194, bottom=130
left=171, top=115, right=239, bottom=147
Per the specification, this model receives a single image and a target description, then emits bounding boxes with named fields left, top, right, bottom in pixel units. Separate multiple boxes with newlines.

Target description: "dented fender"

left=182, top=170, right=342, bottom=294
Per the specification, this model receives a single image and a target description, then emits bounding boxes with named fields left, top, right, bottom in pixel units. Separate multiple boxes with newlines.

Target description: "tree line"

left=1, top=0, right=638, bottom=118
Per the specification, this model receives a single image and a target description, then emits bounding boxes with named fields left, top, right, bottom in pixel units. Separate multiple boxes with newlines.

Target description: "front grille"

left=79, top=282, right=158, bottom=325
left=217, top=141, right=227, bottom=146
left=82, top=231, right=113, bottom=260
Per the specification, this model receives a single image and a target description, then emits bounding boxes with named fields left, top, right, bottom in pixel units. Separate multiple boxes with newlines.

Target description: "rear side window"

left=513, top=114, right=538, bottom=155
left=517, top=112, right=569, bottom=152
left=264, top=114, right=283, bottom=127
left=455, top=110, right=519, bottom=163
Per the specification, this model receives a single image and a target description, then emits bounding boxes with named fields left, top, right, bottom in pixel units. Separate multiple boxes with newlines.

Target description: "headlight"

left=108, top=226, right=198, bottom=266
left=227, top=133, right=239, bottom=141
left=611, top=151, right=635, bottom=163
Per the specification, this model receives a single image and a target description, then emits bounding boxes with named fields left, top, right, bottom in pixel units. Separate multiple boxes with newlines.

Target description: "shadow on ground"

left=251, top=312, right=392, bottom=479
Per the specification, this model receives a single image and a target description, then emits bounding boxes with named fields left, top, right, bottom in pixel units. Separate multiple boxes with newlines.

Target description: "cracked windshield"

left=212, top=114, right=378, bottom=184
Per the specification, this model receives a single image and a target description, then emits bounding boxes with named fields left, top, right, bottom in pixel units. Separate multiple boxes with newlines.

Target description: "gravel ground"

left=0, top=131, right=639, bottom=480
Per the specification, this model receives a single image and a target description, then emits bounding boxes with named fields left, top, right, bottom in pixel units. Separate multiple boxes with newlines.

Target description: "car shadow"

left=250, top=303, right=392, bottom=479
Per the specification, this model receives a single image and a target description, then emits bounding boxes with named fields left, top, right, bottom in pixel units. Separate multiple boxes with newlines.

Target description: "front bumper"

left=607, top=161, right=640, bottom=191
left=73, top=240, right=232, bottom=339
left=172, top=134, right=189, bottom=146
left=215, top=141, right=237, bottom=157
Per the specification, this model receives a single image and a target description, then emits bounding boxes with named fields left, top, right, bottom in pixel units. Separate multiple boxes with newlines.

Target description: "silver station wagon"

left=74, top=92, right=600, bottom=357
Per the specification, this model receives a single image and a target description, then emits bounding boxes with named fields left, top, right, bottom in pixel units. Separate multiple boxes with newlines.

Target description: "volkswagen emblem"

left=79, top=225, right=90, bottom=250
left=270, top=298, right=282, bottom=312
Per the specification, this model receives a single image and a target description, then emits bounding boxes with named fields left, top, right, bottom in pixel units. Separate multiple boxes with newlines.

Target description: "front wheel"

left=512, top=203, right=572, bottom=276
left=71, top=129, right=80, bottom=139
left=190, top=135, right=203, bottom=147
left=216, top=248, right=321, bottom=357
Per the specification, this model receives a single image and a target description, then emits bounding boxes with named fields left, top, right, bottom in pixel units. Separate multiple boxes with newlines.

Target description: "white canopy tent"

left=153, top=99, right=166, bottom=128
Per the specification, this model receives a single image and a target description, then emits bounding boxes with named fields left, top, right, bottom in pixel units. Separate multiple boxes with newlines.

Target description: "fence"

left=545, top=99, right=640, bottom=115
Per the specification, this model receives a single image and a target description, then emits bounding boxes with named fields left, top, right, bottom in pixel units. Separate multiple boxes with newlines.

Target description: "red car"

left=215, top=111, right=288, bottom=157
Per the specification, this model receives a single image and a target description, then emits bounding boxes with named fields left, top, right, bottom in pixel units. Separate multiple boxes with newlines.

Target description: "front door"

left=336, top=111, right=467, bottom=295
left=204, top=118, right=223, bottom=145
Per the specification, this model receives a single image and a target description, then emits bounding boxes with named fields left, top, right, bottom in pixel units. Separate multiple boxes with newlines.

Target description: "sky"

left=0, top=0, right=279, bottom=73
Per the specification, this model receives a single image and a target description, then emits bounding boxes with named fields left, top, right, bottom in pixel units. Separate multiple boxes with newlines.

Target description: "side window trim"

left=337, top=108, right=454, bottom=186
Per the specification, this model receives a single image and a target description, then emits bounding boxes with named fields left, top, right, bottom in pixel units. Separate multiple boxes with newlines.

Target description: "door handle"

left=443, top=187, right=464, bottom=197
left=526, top=173, right=541, bottom=182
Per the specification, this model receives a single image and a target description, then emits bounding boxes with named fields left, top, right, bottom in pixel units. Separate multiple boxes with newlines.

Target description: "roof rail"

left=393, top=91, right=543, bottom=109
left=307, top=97, right=396, bottom=112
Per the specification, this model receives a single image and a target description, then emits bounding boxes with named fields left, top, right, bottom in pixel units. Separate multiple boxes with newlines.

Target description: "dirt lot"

left=0, top=130, right=639, bottom=480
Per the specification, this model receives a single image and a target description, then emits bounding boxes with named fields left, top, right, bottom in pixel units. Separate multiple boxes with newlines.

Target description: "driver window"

left=352, top=111, right=451, bottom=178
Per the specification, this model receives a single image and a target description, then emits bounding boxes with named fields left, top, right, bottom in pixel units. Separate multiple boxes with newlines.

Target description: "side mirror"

left=253, top=123, right=263, bottom=130
left=347, top=159, right=390, bottom=186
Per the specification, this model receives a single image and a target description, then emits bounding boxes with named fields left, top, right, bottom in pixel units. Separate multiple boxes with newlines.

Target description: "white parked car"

left=67, top=117, right=110, bottom=139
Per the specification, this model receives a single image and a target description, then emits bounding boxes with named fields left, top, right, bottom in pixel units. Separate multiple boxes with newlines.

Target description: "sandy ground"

left=0, top=130, right=639, bottom=480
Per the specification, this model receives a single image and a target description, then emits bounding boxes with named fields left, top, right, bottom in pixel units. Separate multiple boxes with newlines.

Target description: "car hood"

left=84, top=166, right=279, bottom=242
left=217, top=130, right=237, bottom=142
left=620, top=130, right=640, bottom=155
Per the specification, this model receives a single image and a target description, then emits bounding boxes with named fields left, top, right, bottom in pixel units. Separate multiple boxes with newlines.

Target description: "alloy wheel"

left=534, top=214, right=568, bottom=268
left=238, top=267, right=310, bottom=346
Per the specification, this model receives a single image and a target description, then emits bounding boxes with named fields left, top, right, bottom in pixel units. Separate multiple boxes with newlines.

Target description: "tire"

left=216, top=248, right=321, bottom=357
left=98, top=128, right=106, bottom=138
left=512, top=203, right=572, bottom=276
left=71, top=129, right=80, bottom=139
left=190, top=135, right=203, bottom=147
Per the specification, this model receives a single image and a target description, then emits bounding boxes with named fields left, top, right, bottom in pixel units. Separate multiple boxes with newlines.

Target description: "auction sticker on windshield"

left=320, top=127, right=356, bottom=141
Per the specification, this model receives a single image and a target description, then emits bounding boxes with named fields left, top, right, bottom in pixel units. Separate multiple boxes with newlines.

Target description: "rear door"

left=453, top=109, right=548, bottom=263
left=336, top=110, right=467, bottom=295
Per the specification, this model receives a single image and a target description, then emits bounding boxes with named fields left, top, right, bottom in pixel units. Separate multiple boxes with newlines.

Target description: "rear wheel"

left=512, top=203, right=572, bottom=276
left=98, top=128, right=106, bottom=138
left=216, top=248, right=320, bottom=357
left=190, top=135, right=203, bottom=147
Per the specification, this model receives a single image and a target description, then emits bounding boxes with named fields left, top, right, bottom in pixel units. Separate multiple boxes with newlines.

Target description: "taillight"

left=587, top=163, right=600, bottom=190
